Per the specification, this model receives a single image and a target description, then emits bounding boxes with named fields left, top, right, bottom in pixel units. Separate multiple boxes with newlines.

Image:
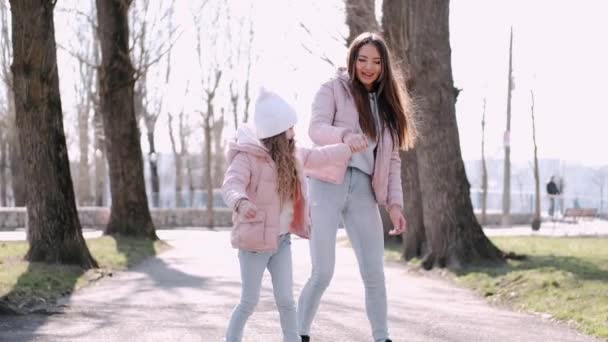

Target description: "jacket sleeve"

left=387, top=146, right=404, bottom=210
left=309, top=80, right=352, bottom=146
left=221, top=152, right=251, bottom=211
left=298, top=144, right=352, bottom=170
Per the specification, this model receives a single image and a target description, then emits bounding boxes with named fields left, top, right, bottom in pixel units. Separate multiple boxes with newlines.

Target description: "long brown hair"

left=346, top=32, right=417, bottom=150
left=261, top=132, right=300, bottom=203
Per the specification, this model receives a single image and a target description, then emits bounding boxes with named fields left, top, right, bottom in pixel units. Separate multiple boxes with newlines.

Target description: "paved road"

left=0, top=229, right=601, bottom=342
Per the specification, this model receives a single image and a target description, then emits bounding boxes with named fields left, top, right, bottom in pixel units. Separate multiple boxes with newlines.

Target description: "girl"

left=297, top=32, right=417, bottom=342
left=221, top=88, right=358, bottom=342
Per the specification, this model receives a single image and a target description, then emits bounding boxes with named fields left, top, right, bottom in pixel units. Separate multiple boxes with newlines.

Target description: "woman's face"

left=355, top=43, right=382, bottom=91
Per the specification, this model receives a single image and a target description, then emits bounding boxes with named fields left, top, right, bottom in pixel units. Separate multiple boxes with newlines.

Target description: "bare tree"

left=96, top=0, right=157, bottom=238
left=345, top=0, right=380, bottom=46
left=383, top=0, right=504, bottom=269
left=70, top=3, right=98, bottom=206
left=197, top=69, right=222, bottom=227
left=480, top=97, right=488, bottom=225
left=0, top=0, right=24, bottom=206
left=194, top=2, right=226, bottom=227
left=501, top=27, right=514, bottom=227
left=168, top=109, right=192, bottom=207
left=212, top=108, right=226, bottom=188
left=226, top=3, right=254, bottom=129
left=10, top=0, right=97, bottom=267
left=530, top=90, right=541, bottom=230
left=130, top=0, right=177, bottom=208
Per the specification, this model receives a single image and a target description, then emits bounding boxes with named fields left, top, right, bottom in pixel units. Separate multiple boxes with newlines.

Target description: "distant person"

left=546, top=176, right=560, bottom=217
left=221, top=88, right=354, bottom=342
left=573, top=197, right=581, bottom=209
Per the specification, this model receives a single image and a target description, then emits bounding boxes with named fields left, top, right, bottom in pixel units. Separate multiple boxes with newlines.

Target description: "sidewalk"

left=0, top=229, right=600, bottom=342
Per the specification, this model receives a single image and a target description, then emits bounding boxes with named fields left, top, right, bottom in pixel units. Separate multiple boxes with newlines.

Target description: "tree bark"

left=345, top=0, right=380, bottom=46
left=147, top=130, right=160, bottom=207
left=212, top=115, right=225, bottom=188
left=96, top=0, right=157, bottom=238
left=9, top=0, right=97, bottom=268
left=0, top=133, right=7, bottom=206
left=167, top=112, right=183, bottom=207
left=93, top=109, right=106, bottom=206
left=382, top=0, right=503, bottom=269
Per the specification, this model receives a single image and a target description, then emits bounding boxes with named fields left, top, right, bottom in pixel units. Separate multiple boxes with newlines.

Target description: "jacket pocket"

left=231, top=211, right=266, bottom=252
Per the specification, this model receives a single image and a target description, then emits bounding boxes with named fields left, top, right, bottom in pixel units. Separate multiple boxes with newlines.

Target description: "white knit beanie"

left=253, top=88, right=298, bottom=139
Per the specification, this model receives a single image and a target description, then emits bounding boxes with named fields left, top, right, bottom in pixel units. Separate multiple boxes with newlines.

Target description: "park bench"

left=562, top=208, right=598, bottom=223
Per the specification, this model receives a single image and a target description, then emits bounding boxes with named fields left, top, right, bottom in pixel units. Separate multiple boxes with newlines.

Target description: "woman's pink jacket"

left=305, top=67, right=404, bottom=210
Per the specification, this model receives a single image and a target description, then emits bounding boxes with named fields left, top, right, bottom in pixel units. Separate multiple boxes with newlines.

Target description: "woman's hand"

left=343, top=133, right=368, bottom=152
left=387, top=206, right=407, bottom=235
left=237, top=200, right=258, bottom=219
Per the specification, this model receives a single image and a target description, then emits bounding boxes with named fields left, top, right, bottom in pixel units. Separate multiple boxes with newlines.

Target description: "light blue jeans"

left=226, top=234, right=299, bottom=342
left=297, top=167, right=389, bottom=342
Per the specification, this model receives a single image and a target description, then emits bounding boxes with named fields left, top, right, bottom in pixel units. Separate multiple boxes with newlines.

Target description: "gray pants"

left=226, top=234, right=299, bottom=342
left=298, top=168, right=389, bottom=342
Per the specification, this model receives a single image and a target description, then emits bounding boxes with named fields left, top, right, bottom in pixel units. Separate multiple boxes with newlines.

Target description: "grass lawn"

left=0, top=236, right=170, bottom=313
left=386, top=236, right=608, bottom=340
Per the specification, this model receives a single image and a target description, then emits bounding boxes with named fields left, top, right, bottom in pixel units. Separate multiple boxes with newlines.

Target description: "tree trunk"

left=530, top=90, right=541, bottom=230
left=383, top=0, right=503, bottom=269
left=345, top=0, right=380, bottom=46
left=93, top=110, right=106, bottom=206
left=167, top=113, right=182, bottom=207
left=0, top=134, right=7, bottom=206
left=501, top=27, right=514, bottom=227
left=9, top=0, right=97, bottom=268
left=77, top=103, right=92, bottom=206
left=212, top=116, right=225, bottom=188
left=481, top=97, right=488, bottom=225
left=96, top=0, right=157, bottom=239
left=147, top=131, right=160, bottom=207
left=204, top=118, right=214, bottom=227
left=186, top=154, right=194, bottom=207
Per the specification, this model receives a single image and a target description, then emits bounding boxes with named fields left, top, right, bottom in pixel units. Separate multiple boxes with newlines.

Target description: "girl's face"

left=355, top=43, right=382, bottom=90
left=285, top=127, right=295, bottom=140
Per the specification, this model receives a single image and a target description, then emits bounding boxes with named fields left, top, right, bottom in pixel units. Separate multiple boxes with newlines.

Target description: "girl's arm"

left=297, top=144, right=352, bottom=170
left=309, top=80, right=352, bottom=146
left=221, top=152, right=252, bottom=212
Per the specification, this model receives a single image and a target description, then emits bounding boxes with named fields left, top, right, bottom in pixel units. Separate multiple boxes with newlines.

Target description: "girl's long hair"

left=346, top=32, right=417, bottom=150
left=261, top=132, right=300, bottom=203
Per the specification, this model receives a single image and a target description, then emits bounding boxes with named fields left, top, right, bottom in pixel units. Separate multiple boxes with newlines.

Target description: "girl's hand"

left=343, top=133, right=368, bottom=152
left=387, top=206, right=407, bottom=235
left=238, top=200, right=258, bottom=219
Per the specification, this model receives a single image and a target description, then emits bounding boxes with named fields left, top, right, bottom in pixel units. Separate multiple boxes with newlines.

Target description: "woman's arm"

left=309, top=80, right=352, bottom=145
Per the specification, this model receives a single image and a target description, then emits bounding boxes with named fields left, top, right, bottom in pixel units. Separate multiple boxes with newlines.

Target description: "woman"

left=297, top=32, right=417, bottom=342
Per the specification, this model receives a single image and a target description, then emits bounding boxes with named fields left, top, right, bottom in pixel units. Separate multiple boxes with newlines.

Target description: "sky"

left=2, top=0, right=607, bottom=168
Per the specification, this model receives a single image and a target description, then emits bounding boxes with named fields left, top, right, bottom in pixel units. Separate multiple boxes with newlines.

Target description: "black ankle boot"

left=300, top=335, right=310, bottom=342
left=385, top=339, right=393, bottom=342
